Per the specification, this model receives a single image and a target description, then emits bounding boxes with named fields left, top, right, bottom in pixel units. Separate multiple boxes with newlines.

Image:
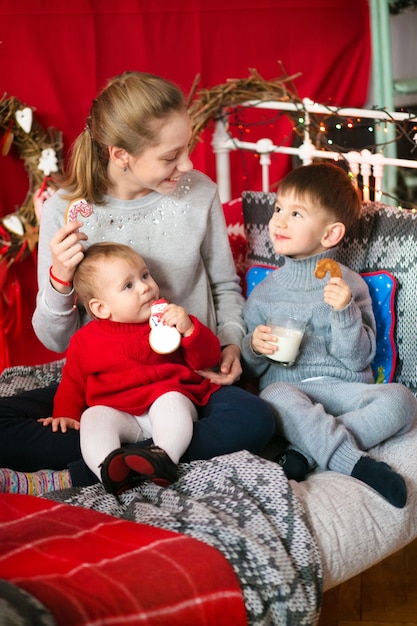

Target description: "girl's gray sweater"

left=33, top=170, right=245, bottom=353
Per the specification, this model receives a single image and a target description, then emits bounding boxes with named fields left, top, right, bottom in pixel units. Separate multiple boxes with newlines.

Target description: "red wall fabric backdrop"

left=0, top=0, right=370, bottom=367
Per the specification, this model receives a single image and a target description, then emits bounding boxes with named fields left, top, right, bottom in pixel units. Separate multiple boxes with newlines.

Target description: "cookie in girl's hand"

left=64, top=198, right=93, bottom=224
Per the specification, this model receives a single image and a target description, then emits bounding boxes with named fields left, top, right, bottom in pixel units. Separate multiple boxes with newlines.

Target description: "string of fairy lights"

left=222, top=102, right=417, bottom=209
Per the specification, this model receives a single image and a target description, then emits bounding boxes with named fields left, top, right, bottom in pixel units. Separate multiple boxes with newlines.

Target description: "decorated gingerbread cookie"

left=314, top=258, right=342, bottom=279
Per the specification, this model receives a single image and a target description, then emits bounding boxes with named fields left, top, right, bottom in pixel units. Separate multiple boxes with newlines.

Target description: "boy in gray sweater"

left=241, top=162, right=417, bottom=508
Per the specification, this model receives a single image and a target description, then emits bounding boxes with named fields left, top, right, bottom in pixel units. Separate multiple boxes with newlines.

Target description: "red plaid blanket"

left=0, top=493, right=247, bottom=625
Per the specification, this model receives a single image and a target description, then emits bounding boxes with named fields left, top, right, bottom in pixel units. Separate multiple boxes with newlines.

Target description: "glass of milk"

left=266, top=316, right=306, bottom=366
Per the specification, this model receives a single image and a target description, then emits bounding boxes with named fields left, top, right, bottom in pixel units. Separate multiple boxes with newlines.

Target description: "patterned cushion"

left=222, top=197, right=247, bottom=287
left=361, top=271, right=397, bottom=384
left=242, top=191, right=278, bottom=267
left=242, top=192, right=417, bottom=395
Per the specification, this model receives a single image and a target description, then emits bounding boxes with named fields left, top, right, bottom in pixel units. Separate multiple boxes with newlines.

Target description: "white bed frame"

left=212, top=98, right=417, bottom=204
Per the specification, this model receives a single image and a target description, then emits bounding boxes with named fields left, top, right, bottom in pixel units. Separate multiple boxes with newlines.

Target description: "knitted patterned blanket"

left=45, top=450, right=323, bottom=626
left=0, top=359, right=64, bottom=396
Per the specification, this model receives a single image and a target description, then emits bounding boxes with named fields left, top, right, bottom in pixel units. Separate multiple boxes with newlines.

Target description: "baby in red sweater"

left=42, top=242, right=222, bottom=495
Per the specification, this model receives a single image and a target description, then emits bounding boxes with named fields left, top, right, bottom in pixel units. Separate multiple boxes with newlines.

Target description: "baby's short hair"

left=278, top=162, right=361, bottom=231
left=73, top=242, right=142, bottom=316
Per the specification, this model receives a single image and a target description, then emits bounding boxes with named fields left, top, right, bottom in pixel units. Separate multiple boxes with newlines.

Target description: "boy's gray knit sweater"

left=241, top=249, right=377, bottom=390
left=33, top=170, right=245, bottom=353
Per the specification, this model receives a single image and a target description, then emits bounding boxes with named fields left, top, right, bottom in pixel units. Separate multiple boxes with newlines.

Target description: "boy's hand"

left=251, top=324, right=278, bottom=357
left=323, top=277, right=351, bottom=310
left=38, top=416, right=80, bottom=433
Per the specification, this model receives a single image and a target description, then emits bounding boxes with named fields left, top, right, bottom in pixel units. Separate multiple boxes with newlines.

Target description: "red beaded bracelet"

left=49, top=266, right=73, bottom=287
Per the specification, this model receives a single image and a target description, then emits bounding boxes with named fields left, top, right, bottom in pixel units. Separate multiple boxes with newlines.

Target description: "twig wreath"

left=187, top=66, right=302, bottom=151
left=0, top=93, right=63, bottom=268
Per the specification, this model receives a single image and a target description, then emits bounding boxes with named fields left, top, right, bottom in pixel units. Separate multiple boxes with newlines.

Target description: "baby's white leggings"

left=80, top=392, right=198, bottom=479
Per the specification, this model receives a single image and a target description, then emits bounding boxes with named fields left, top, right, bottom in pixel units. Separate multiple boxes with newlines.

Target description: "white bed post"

left=299, top=100, right=315, bottom=165
left=256, top=139, right=274, bottom=193
left=212, top=119, right=232, bottom=203
left=347, top=151, right=361, bottom=195
left=371, top=152, right=384, bottom=202
left=360, top=149, right=372, bottom=203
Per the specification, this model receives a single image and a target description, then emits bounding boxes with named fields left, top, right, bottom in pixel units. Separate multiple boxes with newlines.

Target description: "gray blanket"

left=45, top=450, right=322, bottom=626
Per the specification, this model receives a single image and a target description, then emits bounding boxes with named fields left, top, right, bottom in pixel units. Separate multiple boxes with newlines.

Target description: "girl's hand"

left=38, top=417, right=80, bottom=433
left=49, top=221, right=88, bottom=292
left=198, top=344, right=242, bottom=385
left=323, top=277, right=351, bottom=310
left=251, top=324, right=278, bottom=357
left=161, top=303, right=194, bottom=336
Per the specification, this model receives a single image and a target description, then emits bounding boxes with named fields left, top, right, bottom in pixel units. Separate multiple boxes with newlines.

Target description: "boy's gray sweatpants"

left=261, top=379, right=416, bottom=474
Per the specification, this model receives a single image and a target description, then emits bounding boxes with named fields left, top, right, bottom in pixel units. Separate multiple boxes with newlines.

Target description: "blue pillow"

left=245, top=265, right=276, bottom=297
left=361, top=271, right=397, bottom=383
left=245, top=266, right=397, bottom=384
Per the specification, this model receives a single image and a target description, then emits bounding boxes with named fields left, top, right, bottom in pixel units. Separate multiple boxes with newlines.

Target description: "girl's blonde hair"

left=73, top=242, right=144, bottom=317
left=58, top=71, right=186, bottom=204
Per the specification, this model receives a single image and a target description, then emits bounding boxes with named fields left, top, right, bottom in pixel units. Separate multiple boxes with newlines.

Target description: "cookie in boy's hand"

left=314, top=258, right=342, bottom=279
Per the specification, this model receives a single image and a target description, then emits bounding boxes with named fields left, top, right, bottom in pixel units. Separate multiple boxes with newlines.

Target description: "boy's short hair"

left=73, top=242, right=142, bottom=316
left=278, top=162, right=361, bottom=231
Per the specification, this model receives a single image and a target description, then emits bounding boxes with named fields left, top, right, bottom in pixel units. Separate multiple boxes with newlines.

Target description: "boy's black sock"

left=351, top=456, right=407, bottom=508
left=275, top=449, right=309, bottom=482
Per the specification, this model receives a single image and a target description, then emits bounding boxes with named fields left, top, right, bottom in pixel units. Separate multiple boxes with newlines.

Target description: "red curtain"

left=0, top=0, right=371, bottom=367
